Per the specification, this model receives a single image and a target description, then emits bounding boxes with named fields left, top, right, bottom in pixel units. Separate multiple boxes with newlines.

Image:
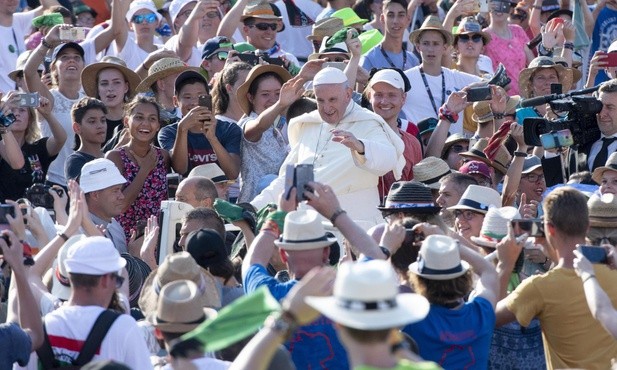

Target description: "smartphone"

left=323, top=62, right=346, bottom=71
left=511, top=218, right=544, bottom=237
left=0, top=204, right=15, bottom=224
left=198, top=94, right=212, bottom=110
left=294, top=164, right=315, bottom=202
left=167, top=173, right=181, bottom=200
left=284, top=164, right=295, bottom=200
left=237, top=53, right=260, bottom=66
left=467, top=86, right=492, bottom=102
left=17, top=93, right=40, bottom=108
left=577, top=245, right=608, bottom=264
left=540, top=129, right=574, bottom=149
left=606, top=52, right=617, bottom=67
left=262, top=56, right=285, bottom=67
left=59, top=27, right=87, bottom=41
left=0, top=112, right=16, bottom=128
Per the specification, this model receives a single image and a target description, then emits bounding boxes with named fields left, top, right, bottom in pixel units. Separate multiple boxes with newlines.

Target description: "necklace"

left=128, top=145, right=153, bottom=165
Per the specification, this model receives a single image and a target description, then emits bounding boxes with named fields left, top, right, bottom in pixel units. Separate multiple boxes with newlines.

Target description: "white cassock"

left=251, top=101, right=405, bottom=228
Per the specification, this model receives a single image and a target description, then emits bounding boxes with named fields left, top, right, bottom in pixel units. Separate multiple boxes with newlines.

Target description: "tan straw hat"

left=409, top=15, right=453, bottom=45
left=454, top=17, right=491, bottom=44
left=148, top=279, right=218, bottom=333
left=306, top=17, right=344, bottom=41
left=139, top=251, right=221, bottom=315
left=592, top=152, right=617, bottom=185
left=241, top=0, right=282, bottom=21
left=135, top=58, right=199, bottom=93
left=588, top=193, right=617, bottom=228
left=237, top=64, right=291, bottom=115
left=81, top=56, right=142, bottom=99
left=413, top=156, right=451, bottom=189
left=518, top=56, right=573, bottom=98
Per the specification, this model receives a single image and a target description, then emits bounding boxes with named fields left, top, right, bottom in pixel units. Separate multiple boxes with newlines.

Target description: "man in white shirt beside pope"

left=251, top=67, right=404, bottom=227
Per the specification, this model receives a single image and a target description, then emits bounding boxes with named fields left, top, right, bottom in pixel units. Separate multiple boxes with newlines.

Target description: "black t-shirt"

left=0, top=138, right=56, bottom=201
left=65, top=151, right=98, bottom=182
left=106, top=118, right=123, bottom=144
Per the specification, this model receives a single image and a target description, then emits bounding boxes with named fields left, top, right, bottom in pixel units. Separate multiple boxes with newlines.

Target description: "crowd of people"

left=1, top=0, right=617, bottom=368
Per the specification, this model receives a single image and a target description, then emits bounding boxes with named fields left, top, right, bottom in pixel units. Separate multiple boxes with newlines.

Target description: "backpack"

left=37, top=310, right=120, bottom=369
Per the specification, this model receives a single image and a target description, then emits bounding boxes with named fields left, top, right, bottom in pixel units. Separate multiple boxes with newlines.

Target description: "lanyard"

left=379, top=45, right=407, bottom=70
left=419, top=67, right=445, bottom=116
left=10, top=28, right=20, bottom=55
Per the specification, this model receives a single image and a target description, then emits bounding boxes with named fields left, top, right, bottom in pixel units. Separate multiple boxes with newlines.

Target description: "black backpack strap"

left=73, top=310, right=121, bottom=366
left=37, top=318, right=59, bottom=369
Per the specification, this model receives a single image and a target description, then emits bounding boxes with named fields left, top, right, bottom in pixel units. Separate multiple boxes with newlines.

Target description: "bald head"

left=175, top=176, right=218, bottom=208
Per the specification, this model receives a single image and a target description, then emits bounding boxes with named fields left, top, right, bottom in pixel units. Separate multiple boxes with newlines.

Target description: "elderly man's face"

left=314, top=83, right=352, bottom=124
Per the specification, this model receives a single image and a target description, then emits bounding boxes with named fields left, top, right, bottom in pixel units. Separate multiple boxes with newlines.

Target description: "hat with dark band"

left=378, top=181, right=441, bottom=214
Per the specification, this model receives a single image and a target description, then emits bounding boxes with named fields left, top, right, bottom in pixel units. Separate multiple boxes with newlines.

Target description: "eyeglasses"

left=454, top=209, right=481, bottom=221
left=111, top=273, right=124, bottom=289
left=522, top=173, right=545, bottom=183
left=458, top=34, right=483, bottom=43
left=249, top=23, right=278, bottom=31
left=132, top=13, right=158, bottom=24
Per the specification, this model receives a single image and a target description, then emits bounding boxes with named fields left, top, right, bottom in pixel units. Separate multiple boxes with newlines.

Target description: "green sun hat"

left=32, top=13, right=64, bottom=28
left=332, top=7, right=368, bottom=26
left=359, top=29, right=384, bottom=54
left=233, top=42, right=257, bottom=54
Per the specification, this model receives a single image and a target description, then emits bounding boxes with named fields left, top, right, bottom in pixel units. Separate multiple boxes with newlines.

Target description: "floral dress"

left=116, top=147, right=168, bottom=242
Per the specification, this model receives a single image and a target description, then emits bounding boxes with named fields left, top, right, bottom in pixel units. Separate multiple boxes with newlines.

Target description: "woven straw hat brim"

left=136, top=66, right=200, bottom=93
left=81, top=62, right=142, bottom=98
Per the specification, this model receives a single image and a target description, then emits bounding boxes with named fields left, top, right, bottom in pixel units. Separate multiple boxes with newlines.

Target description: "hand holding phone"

left=59, top=27, right=87, bottom=41
left=577, top=245, right=608, bottom=264
left=466, top=86, right=492, bottom=102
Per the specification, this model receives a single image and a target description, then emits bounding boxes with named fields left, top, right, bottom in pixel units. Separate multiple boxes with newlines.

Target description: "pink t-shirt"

left=483, top=24, right=530, bottom=96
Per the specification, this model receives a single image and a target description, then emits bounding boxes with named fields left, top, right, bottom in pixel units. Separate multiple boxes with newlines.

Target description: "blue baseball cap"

left=202, top=36, right=233, bottom=60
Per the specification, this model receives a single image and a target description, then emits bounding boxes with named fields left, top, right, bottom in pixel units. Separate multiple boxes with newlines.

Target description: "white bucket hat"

left=409, top=235, right=470, bottom=280
left=79, top=158, right=127, bottom=193
left=471, top=206, right=520, bottom=248
left=305, top=260, right=429, bottom=330
left=448, top=184, right=501, bottom=214
left=274, top=210, right=337, bottom=250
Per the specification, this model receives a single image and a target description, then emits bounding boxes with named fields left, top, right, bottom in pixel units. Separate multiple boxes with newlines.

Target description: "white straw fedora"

left=409, top=235, right=470, bottom=280
left=274, top=210, right=337, bottom=250
left=448, top=185, right=501, bottom=214
left=305, top=260, right=429, bottom=330
left=471, top=206, right=520, bottom=248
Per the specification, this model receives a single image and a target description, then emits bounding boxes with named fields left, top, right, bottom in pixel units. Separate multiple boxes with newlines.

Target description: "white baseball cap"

left=65, top=236, right=127, bottom=275
left=368, top=69, right=406, bottom=91
left=79, top=158, right=127, bottom=193
left=169, top=0, right=197, bottom=25
left=126, top=0, right=163, bottom=23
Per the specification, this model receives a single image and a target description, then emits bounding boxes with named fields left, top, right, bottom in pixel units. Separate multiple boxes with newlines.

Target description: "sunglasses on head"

left=458, top=34, right=483, bottom=43
left=132, top=13, right=158, bottom=24
left=249, top=22, right=278, bottom=31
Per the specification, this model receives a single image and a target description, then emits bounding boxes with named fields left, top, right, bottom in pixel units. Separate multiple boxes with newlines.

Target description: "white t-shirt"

left=403, top=66, right=480, bottom=134
left=79, top=38, right=98, bottom=66
left=114, top=40, right=164, bottom=70
left=274, top=0, right=323, bottom=61
left=0, top=12, right=36, bottom=93
left=164, top=35, right=202, bottom=67
left=40, top=89, right=85, bottom=186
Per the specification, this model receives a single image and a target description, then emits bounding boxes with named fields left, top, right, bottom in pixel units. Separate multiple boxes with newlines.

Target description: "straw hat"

left=240, top=0, right=282, bottom=21
left=9, top=50, right=44, bottom=82
left=378, top=181, right=441, bottom=214
left=409, top=235, right=470, bottom=280
left=305, top=260, right=429, bottom=330
left=460, top=138, right=511, bottom=175
left=413, top=156, right=451, bottom=189
left=148, top=280, right=217, bottom=333
left=471, top=206, right=520, bottom=247
left=331, top=7, right=367, bottom=26
left=274, top=210, right=337, bottom=250
left=306, top=17, right=344, bottom=41
left=454, top=16, right=491, bottom=44
left=518, top=56, right=573, bottom=98
left=359, top=29, right=384, bottom=54
left=139, top=252, right=221, bottom=315
left=592, top=152, right=617, bottom=184
left=552, top=56, right=582, bottom=86
left=121, top=253, right=152, bottom=308
left=237, top=65, right=291, bottom=115
left=81, top=56, right=141, bottom=98
left=588, top=193, right=617, bottom=228
left=471, top=102, right=493, bottom=124
left=442, top=133, right=469, bottom=157
left=136, top=58, right=198, bottom=93
left=409, top=15, right=453, bottom=45
left=308, top=37, right=350, bottom=61
left=448, top=184, right=501, bottom=214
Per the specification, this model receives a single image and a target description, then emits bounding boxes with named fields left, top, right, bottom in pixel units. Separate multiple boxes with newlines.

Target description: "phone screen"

left=467, top=86, right=492, bottom=102
left=606, top=52, right=617, bottom=67
left=577, top=245, right=608, bottom=264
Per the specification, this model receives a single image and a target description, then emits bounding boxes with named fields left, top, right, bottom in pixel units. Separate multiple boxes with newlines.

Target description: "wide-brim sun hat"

left=306, top=17, right=344, bottom=41
left=588, top=193, right=617, bottom=228
left=274, top=210, right=338, bottom=250
left=359, top=29, right=383, bottom=54
left=136, top=58, right=199, bottom=93
left=448, top=184, right=502, bottom=214
left=331, top=7, right=368, bottom=26
left=237, top=64, right=291, bottom=115
left=307, top=37, right=350, bottom=61
left=453, top=16, right=491, bottom=45
left=305, top=260, right=430, bottom=330
left=378, top=181, right=441, bottom=214
left=471, top=206, right=520, bottom=248
left=81, top=56, right=142, bottom=99
left=518, top=56, right=573, bottom=98
left=592, top=152, right=617, bottom=185
left=240, top=0, right=282, bottom=22
left=409, top=15, right=453, bottom=45
left=413, top=156, right=451, bottom=189
left=409, top=235, right=471, bottom=280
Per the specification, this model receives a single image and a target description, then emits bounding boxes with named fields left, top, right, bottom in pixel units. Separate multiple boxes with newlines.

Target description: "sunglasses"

left=211, top=51, right=228, bottom=61
left=249, top=22, right=278, bottom=31
left=132, top=13, right=158, bottom=24
left=458, top=34, right=483, bottom=43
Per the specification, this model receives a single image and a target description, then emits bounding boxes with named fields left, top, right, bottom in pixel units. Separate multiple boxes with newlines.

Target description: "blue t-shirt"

left=403, top=296, right=496, bottom=370
left=591, top=6, right=617, bottom=85
left=361, top=44, right=419, bottom=72
left=157, top=119, right=241, bottom=176
left=0, top=322, right=32, bottom=368
left=244, top=264, right=350, bottom=370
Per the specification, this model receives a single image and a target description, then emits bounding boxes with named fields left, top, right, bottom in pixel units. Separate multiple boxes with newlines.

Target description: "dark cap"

left=202, top=36, right=233, bottom=60
left=416, top=117, right=438, bottom=136
left=174, top=70, right=209, bottom=95
left=186, top=228, right=228, bottom=269
left=51, top=42, right=85, bottom=62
